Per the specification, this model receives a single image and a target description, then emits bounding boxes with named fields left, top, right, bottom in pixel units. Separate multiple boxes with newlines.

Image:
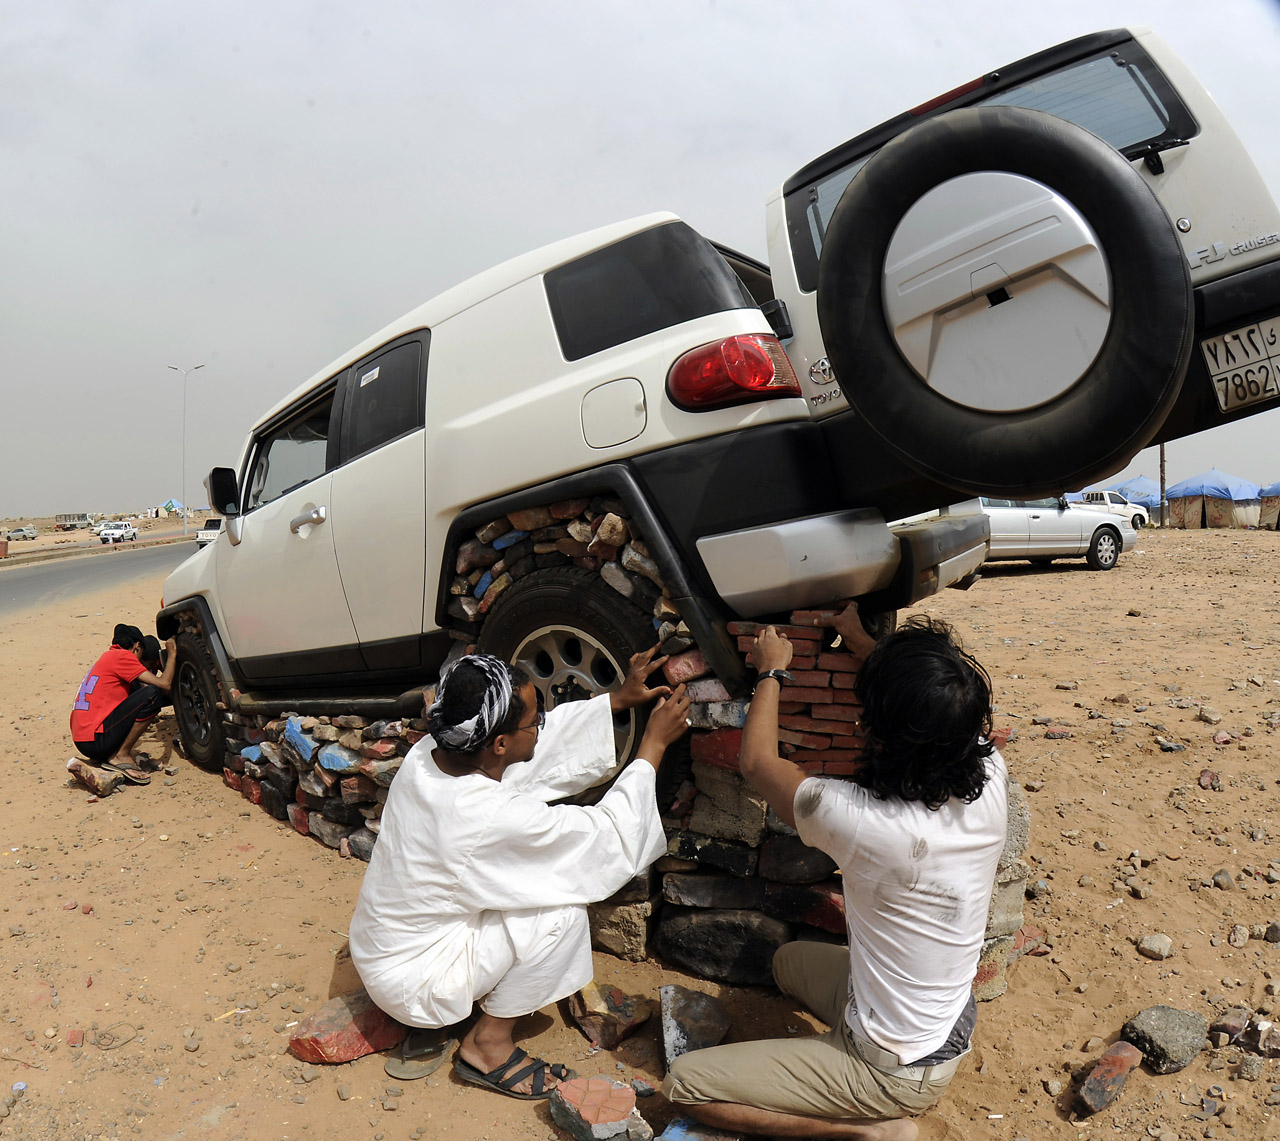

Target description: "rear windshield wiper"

left=1124, top=137, right=1189, bottom=175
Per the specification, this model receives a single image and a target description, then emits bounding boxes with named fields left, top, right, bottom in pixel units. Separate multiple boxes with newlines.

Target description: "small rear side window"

left=342, top=340, right=424, bottom=463
left=545, top=222, right=756, bottom=362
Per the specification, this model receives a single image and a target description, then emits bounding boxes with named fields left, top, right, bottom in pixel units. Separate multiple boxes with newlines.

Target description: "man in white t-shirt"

left=664, top=605, right=1007, bottom=1140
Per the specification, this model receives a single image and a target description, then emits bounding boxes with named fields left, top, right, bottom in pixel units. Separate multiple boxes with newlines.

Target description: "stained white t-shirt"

left=794, top=750, right=1008, bottom=1064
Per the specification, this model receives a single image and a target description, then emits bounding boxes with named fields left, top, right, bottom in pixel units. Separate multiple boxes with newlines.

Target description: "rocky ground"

left=2, top=528, right=1280, bottom=1140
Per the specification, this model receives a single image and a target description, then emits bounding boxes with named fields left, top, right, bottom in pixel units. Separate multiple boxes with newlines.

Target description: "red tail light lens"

left=667, top=334, right=801, bottom=411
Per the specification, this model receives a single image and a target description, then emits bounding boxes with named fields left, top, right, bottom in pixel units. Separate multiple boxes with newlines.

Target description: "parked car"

left=195, top=518, right=223, bottom=548
left=980, top=497, right=1136, bottom=570
left=99, top=521, right=138, bottom=544
left=8, top=526, right=39, bottom=541
left=157, top=26, right=1280, bottom=766
left=1076, top=490, right=1150, bottom=529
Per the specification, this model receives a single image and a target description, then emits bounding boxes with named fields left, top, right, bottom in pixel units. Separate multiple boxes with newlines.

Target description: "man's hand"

left=611, top=644, right=672, bottom=713
left=636, top=684, right=691, bottom=769
left=814, top=601, right=878, bottom=660
left=752, top=627, right=793, bottom=673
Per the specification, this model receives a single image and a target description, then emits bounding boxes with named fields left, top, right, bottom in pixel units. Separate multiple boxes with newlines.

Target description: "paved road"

left=0, top=543, right=197, bottom=617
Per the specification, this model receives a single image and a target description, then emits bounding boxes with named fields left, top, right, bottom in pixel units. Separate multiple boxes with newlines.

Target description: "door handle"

left=289, top=505, right=327, bottom=533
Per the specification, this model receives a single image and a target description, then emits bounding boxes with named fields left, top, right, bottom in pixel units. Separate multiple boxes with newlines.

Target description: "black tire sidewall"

left=173, top=632, right=227, bottom=768
left=1087, top=527, right=1120, bottom=570
left=817, top=106, right=1194, bottom=496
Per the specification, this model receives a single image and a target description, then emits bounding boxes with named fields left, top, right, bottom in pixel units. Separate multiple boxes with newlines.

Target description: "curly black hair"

left=852, top=615, right=994, bottom=809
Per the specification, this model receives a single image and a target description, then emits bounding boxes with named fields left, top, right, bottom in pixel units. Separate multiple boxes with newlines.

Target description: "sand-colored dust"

left=2, top=527, right=1280, bottom=1140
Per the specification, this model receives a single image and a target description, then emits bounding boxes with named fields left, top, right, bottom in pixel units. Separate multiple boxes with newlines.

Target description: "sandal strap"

left=488, top=1048, right=561, bottom=1095
left=483, top=1047, right=529, bottom=1084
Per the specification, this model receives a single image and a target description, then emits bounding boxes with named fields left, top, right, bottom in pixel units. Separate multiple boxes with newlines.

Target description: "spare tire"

left=817, top=106, right=1193, bottom=497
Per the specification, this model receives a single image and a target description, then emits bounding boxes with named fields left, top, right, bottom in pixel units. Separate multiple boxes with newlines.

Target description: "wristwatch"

left=754, top=669, right=793, bottom=692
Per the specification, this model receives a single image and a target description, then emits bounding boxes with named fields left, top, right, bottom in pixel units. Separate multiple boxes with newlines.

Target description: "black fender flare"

left=439, top=464, right=749, bottom=693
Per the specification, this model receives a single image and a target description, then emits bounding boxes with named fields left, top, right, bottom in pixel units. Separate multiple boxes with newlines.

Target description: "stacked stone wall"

left=197, top=497, right=1032, bottom=999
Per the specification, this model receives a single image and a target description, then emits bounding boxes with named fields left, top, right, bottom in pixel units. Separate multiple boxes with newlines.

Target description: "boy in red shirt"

left=70, top=624, right=176, bottom=784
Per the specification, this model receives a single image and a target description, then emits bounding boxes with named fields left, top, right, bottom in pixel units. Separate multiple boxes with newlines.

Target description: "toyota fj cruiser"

left=158, top=27, right=1280, bottom=765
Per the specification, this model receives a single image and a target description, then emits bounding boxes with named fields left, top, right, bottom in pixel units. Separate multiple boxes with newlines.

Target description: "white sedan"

left=980, top=497, right=1136, bottom=570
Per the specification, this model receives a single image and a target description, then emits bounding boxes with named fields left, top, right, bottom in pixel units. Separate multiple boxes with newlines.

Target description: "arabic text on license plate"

left=1200, top=316, right=1280, bottom=413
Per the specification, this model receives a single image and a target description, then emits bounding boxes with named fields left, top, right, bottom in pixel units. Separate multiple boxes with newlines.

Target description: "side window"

left=1018, top=497, right=1061, bottom=509
left=245, top=393, right=336, bottom=511
left=545, top=222, right=756, bottom=362
left=341, top=341, right=424, bottom=463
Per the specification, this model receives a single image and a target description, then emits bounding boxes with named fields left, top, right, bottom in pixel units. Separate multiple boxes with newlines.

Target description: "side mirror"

left=1058, top=496, right=1069, bottom=510
left=205, top=468, right=240, bottom=517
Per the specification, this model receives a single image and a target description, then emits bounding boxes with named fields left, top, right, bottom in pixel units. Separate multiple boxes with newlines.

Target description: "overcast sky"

left=3, top=0, right=1279, bottom=520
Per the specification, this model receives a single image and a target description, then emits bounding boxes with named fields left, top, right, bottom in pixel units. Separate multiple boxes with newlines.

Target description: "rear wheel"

left=1086, top=528, right=1120, bottom=571
left=859, top=608, right=897, bottom=641
left=478, top=567, right=657, bottom=761
left=172, top=632, right=228, bottom=768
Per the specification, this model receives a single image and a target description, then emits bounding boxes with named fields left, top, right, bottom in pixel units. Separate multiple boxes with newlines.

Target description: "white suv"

left=99, top=521, right=138, bottom=544
left=158, top=27, right=1280, bottom=766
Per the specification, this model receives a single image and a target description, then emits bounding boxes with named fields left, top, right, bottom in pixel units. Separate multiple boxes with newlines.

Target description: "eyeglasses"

left=513, top=709, right=545, bottom=735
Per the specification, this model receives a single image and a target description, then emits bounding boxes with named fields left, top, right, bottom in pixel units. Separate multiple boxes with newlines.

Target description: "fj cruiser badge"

left=809, top=358, right=837, bottom=386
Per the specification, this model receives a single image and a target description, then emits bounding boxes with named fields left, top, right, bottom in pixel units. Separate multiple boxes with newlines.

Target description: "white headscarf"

left=426, top=654, right=514, bottom=754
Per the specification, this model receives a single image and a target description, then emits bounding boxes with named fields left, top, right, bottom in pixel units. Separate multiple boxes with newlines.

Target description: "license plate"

left=1200, top=316, right=1280, bottom=413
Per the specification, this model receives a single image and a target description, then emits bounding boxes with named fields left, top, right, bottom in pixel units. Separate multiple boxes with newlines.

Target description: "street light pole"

left=168, top=363, right=205, bottom=537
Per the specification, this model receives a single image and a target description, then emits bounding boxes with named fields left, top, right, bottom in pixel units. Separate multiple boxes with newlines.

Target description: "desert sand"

left=2, top=527, right=1279, bottom=1141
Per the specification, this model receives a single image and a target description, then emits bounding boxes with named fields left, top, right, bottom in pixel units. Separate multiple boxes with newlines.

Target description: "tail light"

left=666, top=334, right=801, bottom=411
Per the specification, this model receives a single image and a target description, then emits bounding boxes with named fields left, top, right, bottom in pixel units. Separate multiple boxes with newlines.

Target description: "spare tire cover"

left=816, top=105, right=1193, bottom=497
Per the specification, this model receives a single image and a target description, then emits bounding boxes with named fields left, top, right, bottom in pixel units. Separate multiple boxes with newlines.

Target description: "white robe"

left=349, top=694, right=666, bottom=1026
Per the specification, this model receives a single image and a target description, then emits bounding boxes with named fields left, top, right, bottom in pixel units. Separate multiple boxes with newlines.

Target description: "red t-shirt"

left=70, top=647, right=147, bottom=741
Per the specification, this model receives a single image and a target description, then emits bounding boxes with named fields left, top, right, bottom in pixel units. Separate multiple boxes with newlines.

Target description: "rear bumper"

left=694, top=508, right=989, bottom=617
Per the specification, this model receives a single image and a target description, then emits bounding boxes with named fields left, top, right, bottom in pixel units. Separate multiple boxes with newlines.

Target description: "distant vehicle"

left=55, top=513, right=93, bottom=531
left=195, top=518, right=223, bottom=548
left=99, top=521, right=138, bottom=544
left=8, top=526, right=39, bottom=541
left=980, top=497, right=1136, bottom=570
left=1076, top=490, right=1150, bottom=529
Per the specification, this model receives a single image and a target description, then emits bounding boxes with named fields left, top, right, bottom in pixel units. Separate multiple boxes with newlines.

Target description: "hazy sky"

left=3, top=0, right=1279, bottom=519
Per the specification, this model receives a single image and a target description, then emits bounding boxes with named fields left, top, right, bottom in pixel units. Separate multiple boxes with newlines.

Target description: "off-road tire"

left=172, top=632, right=228, bottom=768
left=817, top=106, right=1194, bottom=498
left=478, top=567, right=658, bottom=762
left=1085, top=527, right=1121, bottom=571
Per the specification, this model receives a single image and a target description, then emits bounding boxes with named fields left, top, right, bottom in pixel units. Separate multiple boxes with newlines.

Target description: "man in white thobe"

left=349, top=649, right=689, bottom=1099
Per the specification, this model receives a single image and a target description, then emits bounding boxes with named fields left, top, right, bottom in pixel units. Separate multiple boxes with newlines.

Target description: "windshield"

left=786, top=39, right=1196, bottom=292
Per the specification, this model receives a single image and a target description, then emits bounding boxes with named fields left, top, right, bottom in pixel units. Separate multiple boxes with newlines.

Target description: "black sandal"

left=454, top=1046, right=576, bottom=1100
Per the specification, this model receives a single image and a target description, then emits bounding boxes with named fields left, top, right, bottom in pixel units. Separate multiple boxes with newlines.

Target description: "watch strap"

left=754, top=669, right=793, bottom=692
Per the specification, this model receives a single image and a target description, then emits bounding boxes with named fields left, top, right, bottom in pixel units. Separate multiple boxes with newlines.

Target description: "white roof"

left=252, top=211, right=681, bottom=430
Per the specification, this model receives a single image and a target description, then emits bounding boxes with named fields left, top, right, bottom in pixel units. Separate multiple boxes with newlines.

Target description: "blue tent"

left=1165, top=469, right=1260, bottom=501
left=1261, top=481, right=1280, bottom=498
left=1107, top=475, right=1161, bottom=509
left=1165, top=468, right=1261, bottom=529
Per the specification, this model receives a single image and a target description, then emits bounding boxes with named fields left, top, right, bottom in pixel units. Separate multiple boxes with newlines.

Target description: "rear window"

left=545, top=222, right=756, bottom=362
left=786, top=40, right=1197, bottom=292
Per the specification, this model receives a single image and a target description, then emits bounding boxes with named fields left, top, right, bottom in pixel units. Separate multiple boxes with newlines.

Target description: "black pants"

left=74, top=685, right=165, bottom=763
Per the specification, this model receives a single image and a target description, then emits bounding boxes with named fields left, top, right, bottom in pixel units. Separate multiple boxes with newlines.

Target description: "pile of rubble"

left=208, top=497, right=1036, bottom=999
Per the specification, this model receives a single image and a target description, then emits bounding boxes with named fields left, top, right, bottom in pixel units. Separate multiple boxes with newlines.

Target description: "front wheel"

left=1086, top=528, right=1120, bottom=571
left=478, top=567, right=658, bottom=761
left=1132, top=515, right=1144, bottom=530
left=172, top=632, right=228, bottom=768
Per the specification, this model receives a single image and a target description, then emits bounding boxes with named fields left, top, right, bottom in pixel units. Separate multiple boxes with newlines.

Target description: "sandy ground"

left=2, top=528, right=1280, bottom=1141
